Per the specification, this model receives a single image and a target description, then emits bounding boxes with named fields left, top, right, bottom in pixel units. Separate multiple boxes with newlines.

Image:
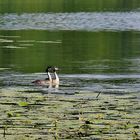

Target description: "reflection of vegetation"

left=0, top=30, right=138, bottom=73
left=0, top=0, right=140, bottom=13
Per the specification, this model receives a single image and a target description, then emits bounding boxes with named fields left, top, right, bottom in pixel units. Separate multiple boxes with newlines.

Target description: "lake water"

left=1, top=1, right=140, bottom=94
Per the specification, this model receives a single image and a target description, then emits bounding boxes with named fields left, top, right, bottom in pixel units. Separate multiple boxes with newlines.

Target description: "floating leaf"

left=18, top=102, right=29, bottom=107
left=7, top=111, right=14, bottom=117
left=7, top=111, right=20, bottom=117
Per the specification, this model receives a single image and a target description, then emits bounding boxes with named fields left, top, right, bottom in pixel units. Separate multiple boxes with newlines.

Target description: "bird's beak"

left=55, top=67, right=59, bottom=71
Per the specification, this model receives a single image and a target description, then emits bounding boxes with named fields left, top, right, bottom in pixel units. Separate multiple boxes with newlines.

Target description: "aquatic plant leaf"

left=18, top=102, right=29, bottom=107
left=7, top=111, right=14, bottom=117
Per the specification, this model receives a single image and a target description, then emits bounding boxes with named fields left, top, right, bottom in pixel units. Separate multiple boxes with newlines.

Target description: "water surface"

left=0, top=29, right=140, bottom=94
left=0, top=1, right=140, bottom=95
left=0, top=1, right=140, bottom=139
left=0, top=12, right=140, bottom=31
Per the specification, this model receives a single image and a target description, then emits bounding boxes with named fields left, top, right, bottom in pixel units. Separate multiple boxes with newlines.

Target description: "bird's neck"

left=54, top=72, right=59, bottom=82
left=47, top=72, right=52, bottom=81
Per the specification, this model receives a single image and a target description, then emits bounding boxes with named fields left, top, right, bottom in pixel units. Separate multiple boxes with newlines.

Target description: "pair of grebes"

left=32, top=66, right=59, bottom=87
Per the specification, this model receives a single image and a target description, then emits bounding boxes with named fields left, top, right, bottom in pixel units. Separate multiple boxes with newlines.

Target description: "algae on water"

left=0, top=88, right=139, bottom=140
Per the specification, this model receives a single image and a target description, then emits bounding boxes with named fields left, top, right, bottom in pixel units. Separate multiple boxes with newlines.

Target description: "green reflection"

left=0, top=30, right=140, bottom=73
left=0, top=0, right=140, bottom=13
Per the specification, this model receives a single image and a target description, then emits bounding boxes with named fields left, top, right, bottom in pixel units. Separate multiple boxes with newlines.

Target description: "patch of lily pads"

left=0, top=88, right=139, bottom=140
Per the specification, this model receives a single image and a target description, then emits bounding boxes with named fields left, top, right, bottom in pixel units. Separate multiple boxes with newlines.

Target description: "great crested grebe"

left=32, top=66, right=59, bottom=86
left=32, top=66, right=53, bottom=85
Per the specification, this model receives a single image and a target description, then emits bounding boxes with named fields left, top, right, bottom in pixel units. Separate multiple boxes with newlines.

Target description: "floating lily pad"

left=18, top=102, right=29, bottom=107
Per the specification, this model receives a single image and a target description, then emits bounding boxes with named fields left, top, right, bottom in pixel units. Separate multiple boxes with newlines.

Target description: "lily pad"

left=18, top=102, right=29, bottom=107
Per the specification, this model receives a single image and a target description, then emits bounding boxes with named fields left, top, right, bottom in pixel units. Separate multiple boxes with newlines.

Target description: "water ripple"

left=1, top=73, right=140, bottom=94
left=0, top=12, right=140, bottom=31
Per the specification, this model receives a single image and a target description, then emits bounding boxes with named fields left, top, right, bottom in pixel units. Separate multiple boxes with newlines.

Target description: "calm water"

left=1, top=1, right=140, bottom=94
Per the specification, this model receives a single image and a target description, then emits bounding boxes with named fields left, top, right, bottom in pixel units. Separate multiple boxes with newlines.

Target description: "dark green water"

left=0, top=0, right=140, bottom=13
left=1, top=1, right=140, bottom=93
left=0, top=30, right=140, bottom=74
